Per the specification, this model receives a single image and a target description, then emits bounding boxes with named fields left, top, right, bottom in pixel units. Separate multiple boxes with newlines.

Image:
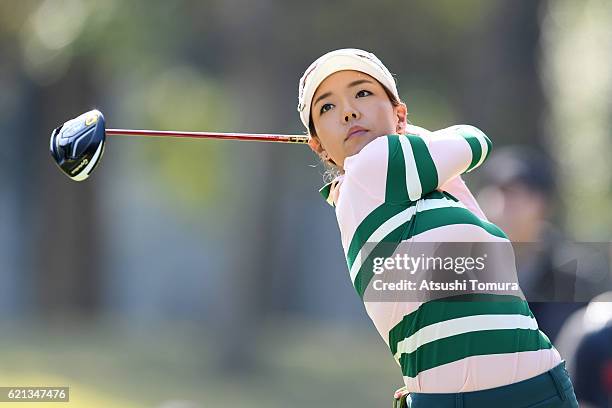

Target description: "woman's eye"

left=320, top=103, right=333, bottom=114
left=356, top=89, right=372, bottom=98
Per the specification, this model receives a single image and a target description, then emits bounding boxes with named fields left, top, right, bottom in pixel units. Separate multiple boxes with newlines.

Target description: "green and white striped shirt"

left=320, top=124, right=562, bottom=392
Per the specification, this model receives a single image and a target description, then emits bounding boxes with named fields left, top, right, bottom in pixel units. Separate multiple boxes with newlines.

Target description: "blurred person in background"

left=477, top=147, right=587, bottom=341
left=554, top=292, right=612, bottom=407
left=573, top=322, right=612, bottom=407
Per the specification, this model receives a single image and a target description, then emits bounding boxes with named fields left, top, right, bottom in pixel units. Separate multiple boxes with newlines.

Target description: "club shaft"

left=106, top=128, right=309, bottom=144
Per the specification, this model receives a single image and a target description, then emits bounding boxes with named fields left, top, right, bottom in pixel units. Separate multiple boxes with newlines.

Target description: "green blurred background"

left=1, top=0, right=611, bottom=407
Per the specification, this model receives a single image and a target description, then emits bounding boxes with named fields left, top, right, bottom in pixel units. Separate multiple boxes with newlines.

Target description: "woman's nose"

left=344, top=111, right=358, bottom=122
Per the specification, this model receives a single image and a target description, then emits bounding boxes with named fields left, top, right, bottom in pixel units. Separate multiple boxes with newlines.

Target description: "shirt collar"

left=319, top=175, right=344, bottom=207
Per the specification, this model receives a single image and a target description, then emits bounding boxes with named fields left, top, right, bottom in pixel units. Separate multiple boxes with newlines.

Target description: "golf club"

left=50, top=109, right=309, bottom=181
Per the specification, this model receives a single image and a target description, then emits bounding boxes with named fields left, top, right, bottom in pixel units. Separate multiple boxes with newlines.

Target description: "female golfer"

left=297, top=48, right=578, bottom=407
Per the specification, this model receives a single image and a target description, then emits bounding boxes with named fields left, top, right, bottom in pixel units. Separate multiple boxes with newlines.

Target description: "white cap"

left=297, top=48, right=399, bottom=131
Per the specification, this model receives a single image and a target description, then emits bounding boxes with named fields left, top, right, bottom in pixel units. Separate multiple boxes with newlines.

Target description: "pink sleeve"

left=439, top=176, right=488, bottom=221
left=407, top=124, right=488, bottom=221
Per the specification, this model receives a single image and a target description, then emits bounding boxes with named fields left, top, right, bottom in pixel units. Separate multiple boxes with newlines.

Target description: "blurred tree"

left=35, top=58, right=105, bottom=316
left=457, top=0, right=547, bottom=148
left=0, top=0, right=103, bottom=317
left=541, top=0, right=612, bottom=240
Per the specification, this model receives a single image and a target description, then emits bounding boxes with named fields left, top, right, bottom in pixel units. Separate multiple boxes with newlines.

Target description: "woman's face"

left=310, top=70, right=406, bottom=169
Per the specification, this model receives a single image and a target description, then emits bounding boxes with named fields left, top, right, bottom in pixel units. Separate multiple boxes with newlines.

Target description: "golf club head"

left=50, top=109, right=106, bottom=181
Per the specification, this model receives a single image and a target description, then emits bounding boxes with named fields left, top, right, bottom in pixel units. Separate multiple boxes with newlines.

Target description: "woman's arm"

left=417, top=124, right=491, bottom=186
left=343, top=125, right=492, bottom=204
left=416, top=125, right=489, bottom=220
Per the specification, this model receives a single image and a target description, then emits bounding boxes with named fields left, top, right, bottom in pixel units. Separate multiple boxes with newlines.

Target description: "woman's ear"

left=395, top=102, right=408, bottom=134
left=308, top=136, right=324, bottom=154
left=308, top=136, right=334, bottom=163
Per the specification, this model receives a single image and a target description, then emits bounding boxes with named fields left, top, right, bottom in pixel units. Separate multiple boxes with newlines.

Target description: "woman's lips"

left=346, top=126, right=369, bottom=140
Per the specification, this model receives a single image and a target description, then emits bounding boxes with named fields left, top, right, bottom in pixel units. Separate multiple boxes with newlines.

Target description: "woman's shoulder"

left=340, top=136, right=390, bottom=201
left=344, top=128, right=429, bottom=171
left=406, top=123, right=488, bottom=138
left=343, top=135, right=390, bottom=171
left=344, top=130, right=427, bottom=174
left=404, top=124, right=431, bottom=136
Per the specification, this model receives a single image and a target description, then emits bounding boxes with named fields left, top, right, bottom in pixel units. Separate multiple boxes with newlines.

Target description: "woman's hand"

left=393, top=385, right=410, bottom=408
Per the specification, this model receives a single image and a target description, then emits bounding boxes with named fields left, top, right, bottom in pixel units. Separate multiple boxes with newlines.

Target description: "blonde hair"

left=308, top=85, right=403, bottom=182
